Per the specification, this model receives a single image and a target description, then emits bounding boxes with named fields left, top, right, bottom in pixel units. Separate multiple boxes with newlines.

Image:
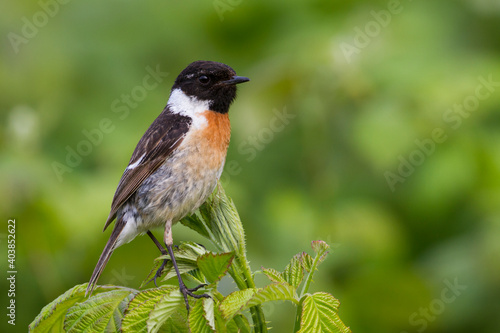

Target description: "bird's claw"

left=147, top=258, right=168, bottom=287
left=179, top=283, right=211, bottom=311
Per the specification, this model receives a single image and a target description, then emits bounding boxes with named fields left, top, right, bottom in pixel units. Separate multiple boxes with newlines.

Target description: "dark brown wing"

left=103, top=108, right=192, bottom=231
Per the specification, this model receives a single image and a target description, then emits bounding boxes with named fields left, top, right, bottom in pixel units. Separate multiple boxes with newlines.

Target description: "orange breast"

left=183, top=110, right=231, bottom=171
left=202, top=110, right=231, bottom=150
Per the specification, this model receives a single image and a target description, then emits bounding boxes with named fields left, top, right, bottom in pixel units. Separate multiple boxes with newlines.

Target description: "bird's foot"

left=179, top=282, right=210, bottom=311
left=147, top=258, right=168, bottom=287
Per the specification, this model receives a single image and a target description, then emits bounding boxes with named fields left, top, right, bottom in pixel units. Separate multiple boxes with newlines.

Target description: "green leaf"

left=299, top=252, right=314, bottom=273
left=227, top=315, right=251, bottom=333
left=180, top=214, right=210, bottom=239
left=199, top=186, right=246, bottom=256
left=141, top=259, right=166, bottom=289
left=246, top=282, right=299, bottom=308
left=29, top=284, right=130, bottom=333
left=262, top=267, right=287, bottom=284
left=311, top=240, right=330, bottom=262
left=158, top=314, right=189, bottom=333
left=220, top=283, right=298, bottom=321
left=186, top=268, right=206, bottom=285
left=161, top=260, right=200, bottom=282
left=175, top=242, right=209, bottom=262
left=197, top=252, right=234, bottom=284
left=147, top=289, right=187, bottom=333
left=297, top=292, right=351, bottom=333
left=188, top=298, right=215, bottom=333
left=121, top=287, right=176, bottom=333
left=300, top=240, right=331, bottom=296
left=282, top=254, right=304, bottom=288
left=219, top=288, right=255, bottom=321
left=64, top=289, right=134, bottom=332
left=142, top=242, right=208, bottom=288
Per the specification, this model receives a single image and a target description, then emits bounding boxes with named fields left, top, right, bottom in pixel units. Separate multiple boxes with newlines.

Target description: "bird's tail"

left=86, top=218, right=125, bottom=297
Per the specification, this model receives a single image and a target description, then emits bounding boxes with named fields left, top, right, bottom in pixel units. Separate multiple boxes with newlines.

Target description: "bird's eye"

left=198, top=75, right=210, bottom=85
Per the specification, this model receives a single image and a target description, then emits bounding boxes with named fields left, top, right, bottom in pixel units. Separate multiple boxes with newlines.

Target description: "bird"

left=86, top=60, right=249, bottom=310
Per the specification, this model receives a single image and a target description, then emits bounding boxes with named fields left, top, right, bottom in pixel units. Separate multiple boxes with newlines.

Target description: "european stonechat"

left=86, top=61, right=249, bottom=309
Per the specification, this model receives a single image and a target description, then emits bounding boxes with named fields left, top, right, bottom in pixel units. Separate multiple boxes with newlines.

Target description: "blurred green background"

left=2, top=0, right=500, bottom=332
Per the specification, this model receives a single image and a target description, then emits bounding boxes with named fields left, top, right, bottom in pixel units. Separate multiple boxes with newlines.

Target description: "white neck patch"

left=167, top=88, right=209, bottom=129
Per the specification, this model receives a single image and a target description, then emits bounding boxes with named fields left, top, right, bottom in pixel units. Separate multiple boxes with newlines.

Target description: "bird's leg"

left=147, top=230, right=168, bottom=255
left=147, top=231, right=168, bottom=287
left=164, top=220, right=210, bottom=311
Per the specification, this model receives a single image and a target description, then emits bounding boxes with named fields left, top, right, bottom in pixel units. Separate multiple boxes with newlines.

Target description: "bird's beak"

left=222, top=76, right=250, bottom=85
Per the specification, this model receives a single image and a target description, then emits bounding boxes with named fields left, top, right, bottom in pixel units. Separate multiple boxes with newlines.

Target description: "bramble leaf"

left=282, top=254, right=304, bottom=288
left=180, top=214, right=210, bottom=239
left=147, top=289, right=187, bottom=333
left=121, top=286, right=176, bottom=333
left=262, top=267, right=287, bottom=284
left=220, top=283, right=298, bottom=321
left=197, top=252, right=234, bottom=284
left=297, top=292, right=350, bottom=333
left=188, top=298, right=216, bottom=333
left=299, top=252, right=314, bottom=273
left=29, top=284, right=131, bottom=333
left=64, top=289, right=134, bottom=332
left=311, top=240, right=330, bottom=264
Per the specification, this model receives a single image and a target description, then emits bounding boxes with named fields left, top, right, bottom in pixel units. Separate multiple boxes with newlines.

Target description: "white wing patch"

left=167, top=88, right=209, bottom=129
left=126, top=153, right=145, bottom=170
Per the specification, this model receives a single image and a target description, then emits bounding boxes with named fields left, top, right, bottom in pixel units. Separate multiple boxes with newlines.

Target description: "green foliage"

left=29, top=285, right=134, bottom=333
left=64, top=289, right=134, bottom=332
left=30, top=187, right=349, bottom=332
left=296, top=293, right=350, bottom=333
left=121, top=287, right=178, bottom=332
left=197, top=252, right=234, bottom=284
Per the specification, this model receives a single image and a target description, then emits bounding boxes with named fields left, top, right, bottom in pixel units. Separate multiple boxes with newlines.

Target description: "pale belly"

left=115, top=136, right=226, bottom=246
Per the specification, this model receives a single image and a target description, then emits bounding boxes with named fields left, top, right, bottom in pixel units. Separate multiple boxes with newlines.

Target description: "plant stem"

left=293, top=297, right=304, bottom=333
left=238, top=256, right=267, bottom=333
left=299, top=252, right=321, bottom=298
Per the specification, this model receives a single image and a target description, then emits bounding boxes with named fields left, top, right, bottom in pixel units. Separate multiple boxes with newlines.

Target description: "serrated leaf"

left=29, top=284, right=87, bottom=332
left=176, top=242, right=209, bottom=261
left=311, top=240, right=330, bottom=258
left=180, top=214, right=210, bottom=239
left=282, top=254, right=304, bottom=288
left=300, top=252, right=314, bottom=273
left=227, top=314, right=251, bottom=333
left=147, top=289, right=187, bottom=333
left=262, top=267, right=287, bottom=284
left=220, top=283, right=298, bottom=321
left=199, top=186, right=246, bottom=256
left=29, top=284, right=130, bottom=333
left=64, top=289, right=134, bottom=332
left=202, top=297, right=216, bottom=330
left=197, top=252, right=234, bottom=284
left=188, top=298, right=215, bottom=333
left=161, top=260, right=200, bottom=282
left=219, top=288, right=256, bottom=320
left=142, top=242, right=208, bottom=288
left=121, top=287, right=176, bottom=333
left=246, top=282, right=299, bottom=308
left=159, top=313, right=189, bottom=333
left=141, top=259, right=167, bottom=289
left=186, top=268, right=206, bottom=284
left=297, top=292, right=351, bottom=333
